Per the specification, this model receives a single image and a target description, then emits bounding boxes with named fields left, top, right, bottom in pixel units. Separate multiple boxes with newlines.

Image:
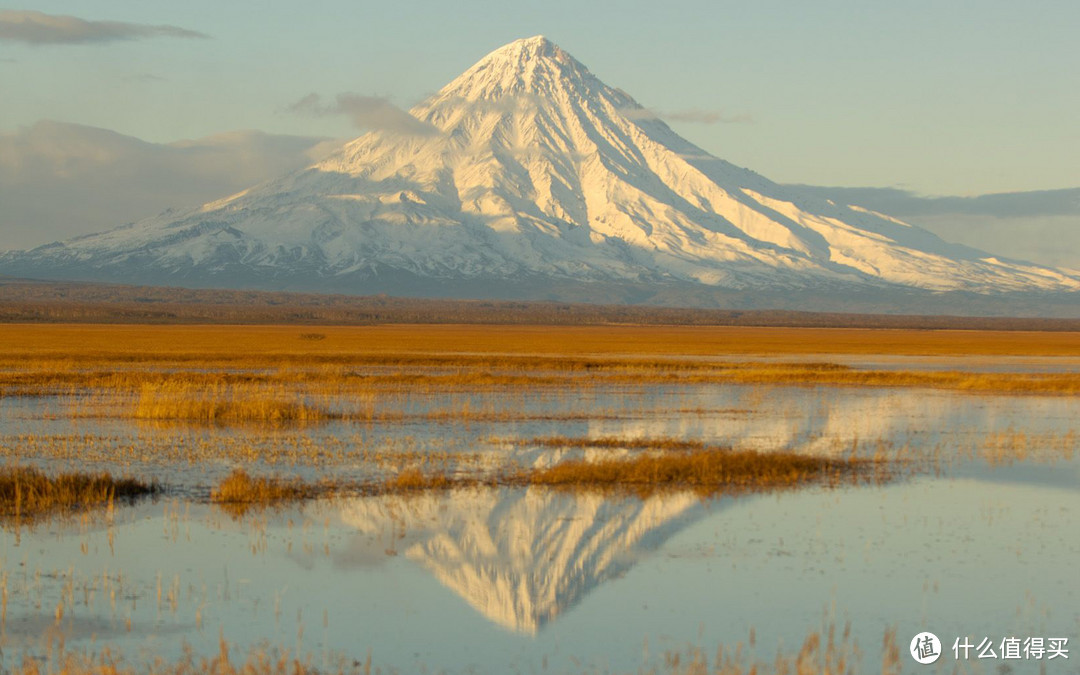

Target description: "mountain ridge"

left=2, top=36, right=1078, bottom=309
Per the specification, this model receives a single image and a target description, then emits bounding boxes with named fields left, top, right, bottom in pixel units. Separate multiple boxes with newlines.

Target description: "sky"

left=1, top=1, right=1078, bottom=262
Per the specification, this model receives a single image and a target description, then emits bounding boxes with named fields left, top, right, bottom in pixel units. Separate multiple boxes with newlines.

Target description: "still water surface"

left=1, top=380, right=1077, bottom=673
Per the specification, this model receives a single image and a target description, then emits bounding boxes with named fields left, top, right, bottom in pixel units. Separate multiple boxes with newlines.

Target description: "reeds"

left=5, top=353, right=1080, bottom=400
left=133, top=381, right=330, bottom=424
left=519, top=447, right=878, bottom=495
left=201, top=442, right=880, bottom=504
left=384, top=467, right=456, bottom=492
left=7, top=636, right=366, bottom=675
left=1, top=623, right=898, bottom=675
left=210, top=469, right=316, bottom=515
left=0, top=466, right=157, bottom=520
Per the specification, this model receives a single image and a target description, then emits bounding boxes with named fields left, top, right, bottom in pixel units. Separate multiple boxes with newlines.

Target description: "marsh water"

left=2, top=376, right=1078, bottom=673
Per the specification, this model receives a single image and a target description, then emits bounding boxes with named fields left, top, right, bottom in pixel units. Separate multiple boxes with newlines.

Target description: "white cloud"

left=790, top=185, right=1080, bottom=269
left=0, top=121, right=342, bottom=249
left=0, top=10, right=208, bottom=45
left=621, top=106, right=753, bottom=125
left=288, top=92, right=438, bottom=136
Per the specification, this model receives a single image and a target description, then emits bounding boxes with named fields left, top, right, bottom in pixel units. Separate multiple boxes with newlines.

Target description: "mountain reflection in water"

left=336, top=487, right=710, bottom=634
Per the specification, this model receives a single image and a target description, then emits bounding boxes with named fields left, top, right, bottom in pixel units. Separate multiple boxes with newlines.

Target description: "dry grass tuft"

left=358, top=440, right=886, bottom=498
left=134, top=382, right=330, bottom=425
left=384, top=467, right=457, bottom=492
left=520, top=448, right=877, bottom=495
left=0, top=466, right=157, bottom=520
left=210, top=469, right=314, bottom=516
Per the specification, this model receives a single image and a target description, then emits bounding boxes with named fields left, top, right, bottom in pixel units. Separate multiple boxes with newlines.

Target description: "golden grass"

left=518, top=448, right=879, bottom=495
left=9, top=637, right=367, bottom=675
left=2, top=324, right=1080, bottom=399
left=202, top=442, right=881, bottom=504
left=723, top=366, right=1080, bottom=393
left=0, top=433, right=478, bottom=474
left=133, top=381, right=331, bottom=424
left=3, top=323, right=1080, bottom=358
left=210, top=469, right=314, bottom=508
left=0, top=466, right=157, bottom=520
left=384, top=467, right=456, bottom=492
left=3, top=624, right=898, bottom=675
left=6, top=355, right=1080, bottom=399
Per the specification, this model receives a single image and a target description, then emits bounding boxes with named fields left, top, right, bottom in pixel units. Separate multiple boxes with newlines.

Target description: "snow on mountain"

left=3, top=36, right=1078, bottom=301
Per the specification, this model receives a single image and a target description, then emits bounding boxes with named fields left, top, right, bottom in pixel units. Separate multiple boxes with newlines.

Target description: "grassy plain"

left=2, top=324, right=1080, bottom=400
left=3, top=322, right=1080, bottom=358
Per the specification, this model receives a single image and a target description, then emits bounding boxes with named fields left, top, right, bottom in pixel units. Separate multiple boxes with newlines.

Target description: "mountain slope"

left=2, top=36, right=1078, bottom=302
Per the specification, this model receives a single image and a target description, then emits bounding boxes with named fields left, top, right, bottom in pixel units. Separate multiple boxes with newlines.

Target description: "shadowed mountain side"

left=333, top=487, right=710, bottom=634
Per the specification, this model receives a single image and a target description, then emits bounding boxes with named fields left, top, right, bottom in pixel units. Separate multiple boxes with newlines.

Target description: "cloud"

left=0, top=10, right=208, bottom=45
left=621, top=106, right=753, bottom=125
left=0, top=121, right=344, bottom=249
left=789, top=185, right=1080, bottom=219
left=665, top=109, right=754, bottom=125
left=122, top=72, right=167, bottom=83
left=790, top=184, right=1080, bottom=269
left=288, top=92, right=438, bottom=137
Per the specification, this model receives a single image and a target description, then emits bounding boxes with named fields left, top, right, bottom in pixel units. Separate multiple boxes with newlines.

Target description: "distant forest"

left=2, top=278, right=1079, bottom=331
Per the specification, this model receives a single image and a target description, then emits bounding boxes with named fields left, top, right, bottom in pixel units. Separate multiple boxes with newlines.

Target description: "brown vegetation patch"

left=384, top=467, right=458, bottom=492
left=364, top=443, right=884, bottom=498
left=210, top=469, right=318, bottom=516
left=210, top=443, right=881, bottom=503
left=133, top=382, right=332, bottom=425
left=519, top=448, right=878, bottom=495
left=0, top=466, right=157, bottom=521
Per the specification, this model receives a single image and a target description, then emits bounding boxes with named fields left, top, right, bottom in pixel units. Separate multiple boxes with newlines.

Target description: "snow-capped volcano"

left=3, top=36, right=1078, bottom=303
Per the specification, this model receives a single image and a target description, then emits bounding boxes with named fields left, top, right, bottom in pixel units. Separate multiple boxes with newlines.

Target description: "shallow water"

left=1, top=379, right=1078, bottom=673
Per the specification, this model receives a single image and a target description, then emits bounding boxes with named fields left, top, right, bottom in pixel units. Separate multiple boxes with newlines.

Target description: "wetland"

left=0, top=324, right=1077, bottom=674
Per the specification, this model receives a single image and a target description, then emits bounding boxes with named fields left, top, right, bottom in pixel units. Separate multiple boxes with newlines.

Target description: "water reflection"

left=588, top=387, right=1079, bottom=460
left=334, top=487, right=710, bottom=634
left=4, top=386, right=1077, bottom=493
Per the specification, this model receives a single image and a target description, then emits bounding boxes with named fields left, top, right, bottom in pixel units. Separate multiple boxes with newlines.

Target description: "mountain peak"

left=490, top=35, right=562, bottom=59
left=434, top=35, right=592, bottom=101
